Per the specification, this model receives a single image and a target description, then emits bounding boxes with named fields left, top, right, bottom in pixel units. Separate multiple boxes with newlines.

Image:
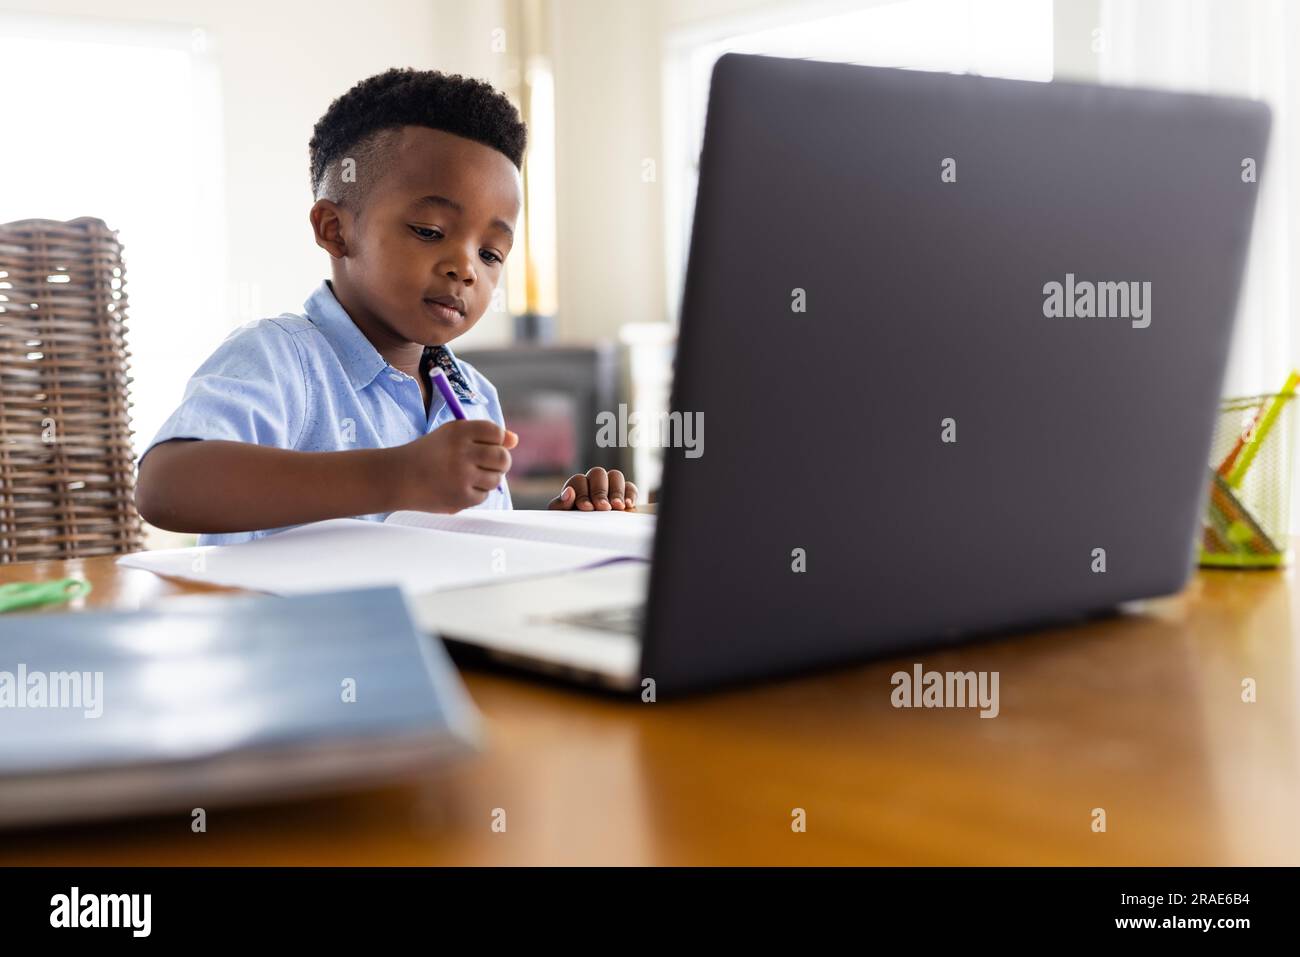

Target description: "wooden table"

left=1, top=549, right=1297, bottom=865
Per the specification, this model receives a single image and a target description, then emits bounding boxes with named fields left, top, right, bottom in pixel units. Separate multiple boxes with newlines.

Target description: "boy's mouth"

left=423, top=295, right=466, bottom=323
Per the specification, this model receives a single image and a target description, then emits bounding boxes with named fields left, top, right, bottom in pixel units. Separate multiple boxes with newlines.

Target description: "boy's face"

left=321, top=126, right=523, bottom=347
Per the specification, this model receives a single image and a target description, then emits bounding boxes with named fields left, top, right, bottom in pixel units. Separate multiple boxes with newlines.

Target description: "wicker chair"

left=0, top=217, right=144, bottom=562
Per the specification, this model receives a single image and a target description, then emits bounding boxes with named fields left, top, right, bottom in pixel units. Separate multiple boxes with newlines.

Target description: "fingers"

left=585, top=468, right=610, bottom=510
left=578, top=469, right=630, bottom=511
left=595, top=470, right=634, bottom=510
left=458, top=419, right=509, bottom=444
left=459, top=422, right=514, bottom=492
left=451, top=419, right=516, bottom=451
left=547, top=485, right=576, bottom=510
left=467, top=454, right=506, bottom=494
left=606, top=470, right=625, bottom=510
left=547, top=471, right=639, bottom=512
left=469, top=441, right=512, bottom=474
left=469, top=466, right=504, bottom=493
left=568, top=473, right=591, bottom=510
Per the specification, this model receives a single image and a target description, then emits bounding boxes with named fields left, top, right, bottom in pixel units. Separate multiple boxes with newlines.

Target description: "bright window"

left=0, top=14, right=225, bottom=458
left=662, top=0, right=1054, bottom=319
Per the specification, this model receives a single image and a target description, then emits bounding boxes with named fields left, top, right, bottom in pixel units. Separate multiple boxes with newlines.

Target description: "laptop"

left=413, top=53, right=1270, bottom=695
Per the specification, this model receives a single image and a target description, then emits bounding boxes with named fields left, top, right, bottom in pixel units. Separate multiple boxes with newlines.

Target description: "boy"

left=136, top=68, right=637, bottom=545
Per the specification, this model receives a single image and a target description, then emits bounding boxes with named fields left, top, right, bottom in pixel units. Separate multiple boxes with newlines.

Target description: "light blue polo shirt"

left=144, top=279, right=512, bottom=545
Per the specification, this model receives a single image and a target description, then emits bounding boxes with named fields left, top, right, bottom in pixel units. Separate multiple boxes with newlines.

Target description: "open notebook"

left=118, top=509, right=655, bottom=597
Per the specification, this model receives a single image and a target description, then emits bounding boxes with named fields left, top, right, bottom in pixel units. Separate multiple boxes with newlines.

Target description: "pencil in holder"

left=1199, top=388, right=1296, bottom=569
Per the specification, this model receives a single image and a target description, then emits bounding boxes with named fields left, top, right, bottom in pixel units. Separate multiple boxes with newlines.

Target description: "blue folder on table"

left=0, top=587, right=480, bottom=827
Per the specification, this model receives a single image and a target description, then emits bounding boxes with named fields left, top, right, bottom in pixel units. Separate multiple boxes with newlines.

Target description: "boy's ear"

left=310, top=199, right=351, bottom=259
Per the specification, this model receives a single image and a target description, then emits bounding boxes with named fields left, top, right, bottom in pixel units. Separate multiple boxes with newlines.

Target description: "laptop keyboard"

left=545, top=603, right=646, bottom=636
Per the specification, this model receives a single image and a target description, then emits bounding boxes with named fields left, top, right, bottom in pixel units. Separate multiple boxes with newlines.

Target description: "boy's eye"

left=409, top=225, right=502, bottom=265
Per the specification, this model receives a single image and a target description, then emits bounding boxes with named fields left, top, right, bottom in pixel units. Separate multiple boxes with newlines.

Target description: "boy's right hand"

left=391, top=420, right=517, bottom=513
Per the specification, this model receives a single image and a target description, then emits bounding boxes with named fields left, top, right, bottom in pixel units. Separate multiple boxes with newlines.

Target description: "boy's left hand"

left=548, top=467, right=638, bottom=511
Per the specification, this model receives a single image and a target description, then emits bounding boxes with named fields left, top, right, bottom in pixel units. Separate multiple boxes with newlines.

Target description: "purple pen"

left=430, top=366, right=504, bottom=494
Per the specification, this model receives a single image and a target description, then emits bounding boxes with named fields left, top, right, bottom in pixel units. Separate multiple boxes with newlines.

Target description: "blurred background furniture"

left=458, top=344, right=621, bottom=508
left=0, top=217, right=143, bottom=562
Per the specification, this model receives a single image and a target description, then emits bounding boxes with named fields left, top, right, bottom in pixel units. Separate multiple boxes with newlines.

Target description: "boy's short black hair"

left=309, top=68, right=527, bottom=207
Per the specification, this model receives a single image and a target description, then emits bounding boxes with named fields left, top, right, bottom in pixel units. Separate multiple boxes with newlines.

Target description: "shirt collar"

left=304, top=280, right=478, bottom=401
left=304, top=280, right=388, bottom=390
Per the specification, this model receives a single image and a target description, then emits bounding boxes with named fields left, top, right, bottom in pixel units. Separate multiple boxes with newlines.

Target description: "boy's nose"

left=439, top=258, right=475, bottom=286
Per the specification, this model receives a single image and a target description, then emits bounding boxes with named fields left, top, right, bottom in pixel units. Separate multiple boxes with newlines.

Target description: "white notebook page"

left=385, top=509, right=656, bottom=559
left=118, top=518, right=638, bottom=596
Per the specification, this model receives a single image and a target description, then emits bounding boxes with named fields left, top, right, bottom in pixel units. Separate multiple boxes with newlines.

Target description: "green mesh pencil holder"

left=1199, top=389, right=1296, bottom=569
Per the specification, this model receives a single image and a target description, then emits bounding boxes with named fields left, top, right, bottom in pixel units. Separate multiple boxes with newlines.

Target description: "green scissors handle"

left=0, top=578, right=92, bottom=614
